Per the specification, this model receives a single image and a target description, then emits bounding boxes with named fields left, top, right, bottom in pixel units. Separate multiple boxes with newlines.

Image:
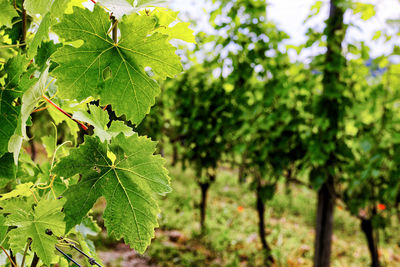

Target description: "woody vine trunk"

left=314, top=175, right=335, bottom=267
left=360, top=217, right=380, bottom=267
left=256, top=177, right=274, bottom=265
left=198, top=173, right=215, bottom=233
left=314, top=0, right=345, bottom=266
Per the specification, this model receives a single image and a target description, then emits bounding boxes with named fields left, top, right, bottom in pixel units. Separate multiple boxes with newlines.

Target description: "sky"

left=169, top=0, right=400, bottom=62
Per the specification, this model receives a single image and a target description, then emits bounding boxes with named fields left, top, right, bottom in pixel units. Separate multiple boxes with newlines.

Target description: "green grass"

left=145, top=162, right=400, bottom=267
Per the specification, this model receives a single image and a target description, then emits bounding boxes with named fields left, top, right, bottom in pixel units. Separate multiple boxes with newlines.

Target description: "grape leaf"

left=24, top=0, right=49, bottom=16
left=75, top=215, right=101, bottom=237
left=108, top=121, right=134, bottom=138
left=0, top=55, right=29, bottom=157
left=74, top=230, right=104, bottom=266
left=19, top=66, right=49, bottom=139
left=53, top=134, right=171, bottom=253
left=157, top=22, right=196, bottom=43
left=42, top=135, right=56, bottom=158
left=0, top=216, right=8, bottom=246
left=153, top=9, right=196, bottom=43
left=26, top=0, right=70, bottom=58
left=58, top=258, right=69, bottom=267
left=0, top=182, right=33, bottom=200
left=72, top=105, right=133, bottom=142
left=52, top=5, right=183, bottom=125
left=35, top=41, right=63, bottom=72
left=5, top=199, right=65, bottom=265
left=27, top=13, right=52, bottom=59
left=8, top=66, right=49, bottom=164
left=0, top=0, right=18, bottom=28
left=0, top=197, right=33, bottom=215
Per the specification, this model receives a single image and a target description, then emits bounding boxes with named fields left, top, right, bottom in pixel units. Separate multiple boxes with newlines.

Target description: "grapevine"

left=0, top=0, right=193, bottom=265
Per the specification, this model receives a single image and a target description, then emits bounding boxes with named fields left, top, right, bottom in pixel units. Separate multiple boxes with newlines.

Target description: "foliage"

left=0, top=0, right=192, bottom=265
left=53, top=134, right=170, bottom=253
left=166, top=64, right=234, bottom=177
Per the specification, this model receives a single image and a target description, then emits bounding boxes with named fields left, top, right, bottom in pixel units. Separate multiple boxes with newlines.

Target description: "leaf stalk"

left=42, top=95, right=89, bottom=131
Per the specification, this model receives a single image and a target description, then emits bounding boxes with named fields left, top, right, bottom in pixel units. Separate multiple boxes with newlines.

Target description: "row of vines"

left=138, top=0, right=400, bottom=266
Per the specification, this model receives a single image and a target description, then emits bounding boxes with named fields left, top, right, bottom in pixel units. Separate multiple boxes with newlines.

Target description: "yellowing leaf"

left=372, top=30, right=381, bottom=41
left=354, top=3, right=375, bottom=21
left=0, top=182, right=33, bottom=200
left=107, top=150, right=116, bottom=165
left=65, top=0, right=86, bottom=14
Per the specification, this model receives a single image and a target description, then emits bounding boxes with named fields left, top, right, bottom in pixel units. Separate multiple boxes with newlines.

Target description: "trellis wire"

left=55, top=241, right=103, bottom=267
left=55, top=246, right=82, bottom=267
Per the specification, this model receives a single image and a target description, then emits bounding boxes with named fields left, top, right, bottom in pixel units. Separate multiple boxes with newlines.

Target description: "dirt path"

left=98, top=243, right=156, bottom=267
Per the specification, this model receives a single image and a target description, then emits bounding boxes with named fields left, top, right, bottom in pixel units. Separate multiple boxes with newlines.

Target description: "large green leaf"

left=0, top=0, right=18, bottom=28
left=52, top=5, right=182, bottom=125
left=53, top=134, right=171, bottom=253
left=5, top=199, right=65, bottom=265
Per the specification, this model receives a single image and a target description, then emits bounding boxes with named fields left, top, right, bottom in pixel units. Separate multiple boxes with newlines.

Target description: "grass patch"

left=145, top=162, right=400, bottom=266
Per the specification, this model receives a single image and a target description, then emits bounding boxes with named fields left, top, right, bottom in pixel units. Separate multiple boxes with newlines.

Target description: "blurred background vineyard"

left=3, top=0, right=400, bottom=266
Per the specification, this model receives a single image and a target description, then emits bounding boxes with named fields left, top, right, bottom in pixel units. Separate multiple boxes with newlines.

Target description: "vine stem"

left=20, top=0, right=27, bottom=50
left=42, top=95, right=89, bottom=131
left=0, top=43, right=26, bottom=49
left=29, top=188, right=38, bottom=203
left=0, top=247, right=17, bottom=267
left=32, top=106, right=48, bottom=113
left=21, top=239, right=32, bottom=267
left=108, top=15, right=118, bottom=43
